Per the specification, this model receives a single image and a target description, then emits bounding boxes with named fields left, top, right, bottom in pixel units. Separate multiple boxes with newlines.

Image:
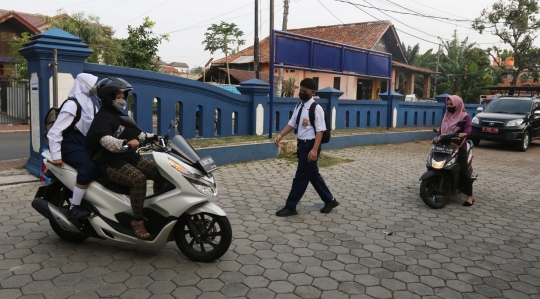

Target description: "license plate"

left=482, top=127, right=498, bottom=133
left=432, top=146, right=454, bottom=154
left=198, top=156, right=218, bottom=173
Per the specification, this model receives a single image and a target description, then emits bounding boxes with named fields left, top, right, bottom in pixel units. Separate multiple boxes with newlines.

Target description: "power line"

left=380, top=0, right=472, bottom=29
left=342, top=0, right=440, bottom=45
left=92, top=0, right=131, bottom=15
left=163, top=2, right=254, bottom=35
left=318, top=0, right=344, bottom=24
left=57, top=0, right=95, bottom=11
left=115, top=0, right=173, bottom=27
left=361, top=0, right=451, bottom=41
left=405, top=0, right=466, bottom=19
left=342, top=0, right=469, bottom=21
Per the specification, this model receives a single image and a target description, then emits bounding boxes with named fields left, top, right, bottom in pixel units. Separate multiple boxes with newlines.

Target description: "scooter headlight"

left=431, top=159, right=445, bottom=169
left=185, top=176, right=217, bottom=197
left=445, top=157, right=457, bottom=168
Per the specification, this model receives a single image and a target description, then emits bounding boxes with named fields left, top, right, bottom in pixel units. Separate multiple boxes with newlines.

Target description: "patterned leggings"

left=106, top=157, right=167, bottom=219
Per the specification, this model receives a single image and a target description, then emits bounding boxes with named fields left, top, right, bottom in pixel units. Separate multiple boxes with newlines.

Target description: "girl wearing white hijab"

left=47, top=73, right=100, bottom=219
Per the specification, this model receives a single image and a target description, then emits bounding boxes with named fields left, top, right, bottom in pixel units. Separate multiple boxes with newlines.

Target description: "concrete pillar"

left=316, top=87, right=343, bottom=130
left=19, top=28, right=93, bottom=176
left=237, top=78, right=270, bottom=135
left=405, top=72, right=415, bottom=95
left=423, top=75, right=431, bottom=99
left=392, top=69, right=398, bottom=91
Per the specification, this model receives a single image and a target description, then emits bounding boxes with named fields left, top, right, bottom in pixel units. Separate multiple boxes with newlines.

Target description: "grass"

left=278, top=151, right=354, bottom=168
left=187, top=127, right=432, bottom=149
left=14, top=159, right=28, bottom=170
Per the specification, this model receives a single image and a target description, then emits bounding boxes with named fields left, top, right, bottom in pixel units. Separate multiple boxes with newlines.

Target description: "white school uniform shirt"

left=288, top=98, right=327, bottom=140
left=47, top=73, right=98, bottom=160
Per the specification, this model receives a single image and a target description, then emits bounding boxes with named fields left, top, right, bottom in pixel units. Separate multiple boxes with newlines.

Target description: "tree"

left=43, top=12, right=119, bottom=65
left=190, top=66, right=205, bottom=74
left=400, top=43, right=437, bottom=97
left=8, top=32, right=32, bottom=80
left=473, top=0, right=540, bottom=86
left=436, top=32, right=493, bottom=103
left=202, top=22, right=245, bottom=84
left=117, top=17, right=168, bottom=71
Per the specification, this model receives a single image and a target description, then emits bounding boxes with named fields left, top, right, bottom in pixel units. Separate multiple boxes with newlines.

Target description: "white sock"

left=71, top=186, right=87, bottom=208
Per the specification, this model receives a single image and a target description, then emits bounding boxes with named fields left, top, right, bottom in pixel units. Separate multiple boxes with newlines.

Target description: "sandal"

left=131, top=220, right=151, bottom=240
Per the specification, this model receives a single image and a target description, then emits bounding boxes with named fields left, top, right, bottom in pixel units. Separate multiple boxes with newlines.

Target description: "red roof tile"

left=499, top=78, right=540, bottom=87
left=0, top=9, right=46, bottom=29
left=213, top=21, right=392, bottom=65
left=393, top=61, right=435, bottom=75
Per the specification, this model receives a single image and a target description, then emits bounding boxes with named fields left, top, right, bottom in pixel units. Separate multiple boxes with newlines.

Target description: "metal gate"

left=0, top=80, right=29, bottom=125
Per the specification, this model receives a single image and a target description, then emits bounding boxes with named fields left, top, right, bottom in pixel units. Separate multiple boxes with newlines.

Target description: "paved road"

left=1, top=140, right=540, bottom=298
left=0, top=132, right=30, bottom=161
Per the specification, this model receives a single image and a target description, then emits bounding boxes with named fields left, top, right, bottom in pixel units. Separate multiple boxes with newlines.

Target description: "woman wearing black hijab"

left=86, top=77, right=167, bottom=240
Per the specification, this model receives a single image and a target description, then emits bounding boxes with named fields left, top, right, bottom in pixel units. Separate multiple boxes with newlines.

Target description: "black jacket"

left=86, top=106, right=142, bottom=164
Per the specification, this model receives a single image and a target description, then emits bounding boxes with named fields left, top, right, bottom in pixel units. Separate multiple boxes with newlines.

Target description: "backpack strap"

left=64, top=97, right=82, bottom=131
left=309, top=102, right=318, bottom=135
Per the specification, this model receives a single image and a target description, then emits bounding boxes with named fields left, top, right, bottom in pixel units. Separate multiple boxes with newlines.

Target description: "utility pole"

left=270, top=0, right=274, bottom=95
left=276, top=0, right=289, bottom=97
left=254, top=0, right=260, bottom=79
left=433, top=44, right=441, bottom=98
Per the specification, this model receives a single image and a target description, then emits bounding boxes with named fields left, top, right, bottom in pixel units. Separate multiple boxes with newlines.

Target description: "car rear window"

left=484, top=99, right=532, bottom=114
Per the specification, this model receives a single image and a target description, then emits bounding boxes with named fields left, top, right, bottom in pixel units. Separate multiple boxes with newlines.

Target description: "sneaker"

left=275, top=207, right=298, bottom=217
left=320, top=199, right=339, bottom=214
left=68, top=205, right=90, bottom=219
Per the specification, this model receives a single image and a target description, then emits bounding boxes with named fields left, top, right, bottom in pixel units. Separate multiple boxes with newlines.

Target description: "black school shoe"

left=320, top=199, right=339, bottom=214
left=275, top=207, right=298, bottom=217
left=68, top=205, right=91, bottom=219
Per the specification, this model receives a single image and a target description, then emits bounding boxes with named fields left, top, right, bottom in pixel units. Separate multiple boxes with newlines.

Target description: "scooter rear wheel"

left=420, top=176, right=451, bottom=209
left=46, top=183, right=88, bottom=242
left=175, top=213, right=232, bottom=262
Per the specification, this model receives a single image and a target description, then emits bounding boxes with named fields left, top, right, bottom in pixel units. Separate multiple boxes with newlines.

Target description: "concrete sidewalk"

left=0, top=124, right=30, bottom=133
left=0, top=158, right=39, bottom=190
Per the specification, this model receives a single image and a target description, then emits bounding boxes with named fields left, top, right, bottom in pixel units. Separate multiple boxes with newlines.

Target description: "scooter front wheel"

left=174, top=213, right=232, bottom=262
left=420, top=176, right=451, bottom=209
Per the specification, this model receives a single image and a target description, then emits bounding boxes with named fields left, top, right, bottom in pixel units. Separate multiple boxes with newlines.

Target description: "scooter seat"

left=95, top=176, right=130, bottom=195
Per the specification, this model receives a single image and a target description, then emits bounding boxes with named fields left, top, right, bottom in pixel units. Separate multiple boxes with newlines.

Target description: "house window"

left=290, top=70, right=295, bottom=73
left=313, top=77, right=319, bottom=89
left=333, top=77, right=341, bottom=90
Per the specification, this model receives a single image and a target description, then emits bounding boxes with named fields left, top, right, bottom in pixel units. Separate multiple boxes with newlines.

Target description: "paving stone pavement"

left=1, top=140, right=540, bottom=299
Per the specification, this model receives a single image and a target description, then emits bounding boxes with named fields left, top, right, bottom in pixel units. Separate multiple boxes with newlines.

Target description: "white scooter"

left=32, top=118, right=232, bottom=262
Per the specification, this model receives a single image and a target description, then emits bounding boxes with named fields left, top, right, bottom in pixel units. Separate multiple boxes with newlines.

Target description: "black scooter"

left=419, top=120, right=476, bottom=209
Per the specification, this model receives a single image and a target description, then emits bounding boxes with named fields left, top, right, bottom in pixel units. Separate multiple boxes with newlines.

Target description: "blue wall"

left=19, top=28, right=481, bottom=175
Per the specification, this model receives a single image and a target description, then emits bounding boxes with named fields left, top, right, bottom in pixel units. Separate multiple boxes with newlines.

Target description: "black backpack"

left=44, top=98, right=95, bottom=145
left=307, top=102, right=331, bottom=144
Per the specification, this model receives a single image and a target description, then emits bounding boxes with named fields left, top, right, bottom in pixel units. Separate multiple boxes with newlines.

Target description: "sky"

left=5, top=0, right=537, bottom=68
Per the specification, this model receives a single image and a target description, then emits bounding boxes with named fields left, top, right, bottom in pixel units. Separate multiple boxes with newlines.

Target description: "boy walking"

left=274, top=78, right=338, bottom=217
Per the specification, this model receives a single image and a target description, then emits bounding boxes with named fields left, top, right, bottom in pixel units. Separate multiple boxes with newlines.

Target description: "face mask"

left=447, top=107, right=456, bottom=113
left=89, top=86, right=97, bottom=97
left=113, top=99, right=127, bottom=112
left=299, top=92, right=311, bottom=102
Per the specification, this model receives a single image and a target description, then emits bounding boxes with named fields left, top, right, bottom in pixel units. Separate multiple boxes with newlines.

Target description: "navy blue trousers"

left=285, top=139, right=334, bottom=209
left=61, top=130, right=100, bottom=185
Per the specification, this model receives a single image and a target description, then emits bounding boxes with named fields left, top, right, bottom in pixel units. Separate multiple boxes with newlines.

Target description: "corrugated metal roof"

left=230, top=56, right=254, bottom=64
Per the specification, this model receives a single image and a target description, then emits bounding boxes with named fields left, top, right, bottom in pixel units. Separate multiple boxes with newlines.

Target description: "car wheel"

left=471, top=138, right=480, bottom=146
left=519, top=131, right=530, bottom=152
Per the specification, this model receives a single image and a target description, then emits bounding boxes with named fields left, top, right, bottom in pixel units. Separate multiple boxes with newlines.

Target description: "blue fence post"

left=237, top=79, right=270, bottom=135
left=316, top=87, right=343, bottom=130
left=19, top=28, right=93, bottom=177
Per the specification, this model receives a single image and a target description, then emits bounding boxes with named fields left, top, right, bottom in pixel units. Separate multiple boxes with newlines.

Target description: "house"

left=210, top=21, right=435, bottom=100
left=169, top=62, right=189, bottom=74
left=159, top=65, right=181, bottom=76
left=0, top=10, right=47, bottom=77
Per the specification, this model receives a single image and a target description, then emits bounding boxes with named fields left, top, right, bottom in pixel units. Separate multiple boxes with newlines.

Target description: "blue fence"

left=19, top=28, right=481, bottom=176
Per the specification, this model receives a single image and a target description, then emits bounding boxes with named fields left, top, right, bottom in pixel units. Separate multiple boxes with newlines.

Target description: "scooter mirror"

left=432, top=128, right=438, bottom=133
